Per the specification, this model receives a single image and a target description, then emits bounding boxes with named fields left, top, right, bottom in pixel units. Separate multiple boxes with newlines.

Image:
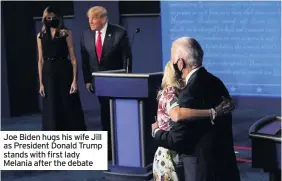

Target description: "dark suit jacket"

left=80, top=23, right=132, bottom=83
left=154, top=67, right=240, bottom=181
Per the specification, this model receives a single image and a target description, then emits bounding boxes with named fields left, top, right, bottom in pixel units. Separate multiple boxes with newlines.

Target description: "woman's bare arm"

left=169, top=106, right=210, bottom=122
left=164, top=91, right=211, bottom=122
left=66, top=30, right=77, bottom=83
left=37, top=33, right=43, bottom=85
left=169, top=99, right=235, bottom=122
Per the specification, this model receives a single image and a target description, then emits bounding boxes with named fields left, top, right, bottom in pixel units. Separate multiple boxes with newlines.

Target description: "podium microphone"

left=131, top=28, right=140, bottom=47
left=126, top=58, right=130, bottom=73
left=126, top=28, right=140, bottom=73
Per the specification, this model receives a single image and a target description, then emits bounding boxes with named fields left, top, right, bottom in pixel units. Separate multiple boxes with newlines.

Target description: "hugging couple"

left=151, top=37, right=241, bottom=181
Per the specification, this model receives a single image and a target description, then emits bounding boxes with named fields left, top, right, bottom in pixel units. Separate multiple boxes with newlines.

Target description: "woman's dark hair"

left=40, top=6, right=68, bottom=39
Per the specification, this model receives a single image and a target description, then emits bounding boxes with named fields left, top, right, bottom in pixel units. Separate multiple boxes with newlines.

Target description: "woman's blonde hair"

left=157, top=61, right=183, bottom=99
left=162, top=60, right=182, bottom=89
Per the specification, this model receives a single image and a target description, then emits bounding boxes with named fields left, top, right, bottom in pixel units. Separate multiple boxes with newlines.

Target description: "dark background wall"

left=1, top=1, right=162, bottom=118
left=1, top=10, right=10, bottom=118
left=2, top=2, right=39, bottom=117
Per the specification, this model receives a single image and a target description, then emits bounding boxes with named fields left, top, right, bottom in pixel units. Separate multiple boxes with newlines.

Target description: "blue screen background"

left=160, top=1, right=281, bottom=97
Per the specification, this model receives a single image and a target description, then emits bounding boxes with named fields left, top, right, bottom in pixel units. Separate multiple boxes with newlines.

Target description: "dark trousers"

left=175, top=158, right=185, bottom=181
left=98, top=96, right=112, bottom=159
left=181, top=155, right=198, bottom=181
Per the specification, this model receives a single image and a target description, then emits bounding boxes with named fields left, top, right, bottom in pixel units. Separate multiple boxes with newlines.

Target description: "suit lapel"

left=101, top=24, right=113, bottom=61
left=89, top=29, right=98, bottom=62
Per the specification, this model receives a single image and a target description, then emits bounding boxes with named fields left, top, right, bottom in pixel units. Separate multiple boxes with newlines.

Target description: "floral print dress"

left=153, top=86, right=180, bottom=181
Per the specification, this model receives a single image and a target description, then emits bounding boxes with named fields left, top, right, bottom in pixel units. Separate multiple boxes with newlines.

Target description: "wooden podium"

left=92, top=70, right=162, bottom=181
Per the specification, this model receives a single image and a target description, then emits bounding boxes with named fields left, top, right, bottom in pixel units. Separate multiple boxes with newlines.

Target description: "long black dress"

left=40, top=30, right=86, bottom=131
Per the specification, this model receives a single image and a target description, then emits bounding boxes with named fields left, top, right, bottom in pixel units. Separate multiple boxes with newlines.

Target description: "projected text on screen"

left=161, top=1, right=281, bottom=97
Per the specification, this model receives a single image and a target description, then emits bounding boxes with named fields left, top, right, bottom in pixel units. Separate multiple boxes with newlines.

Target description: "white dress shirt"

left=185, top=66, right=202, bottom=84
left=95, top=23, right=108, bottom=46
left=152, top=66, right=203, bottom=138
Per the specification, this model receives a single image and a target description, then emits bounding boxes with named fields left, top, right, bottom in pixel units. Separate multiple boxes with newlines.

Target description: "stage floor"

left=2, top=108, right=277, bottom=181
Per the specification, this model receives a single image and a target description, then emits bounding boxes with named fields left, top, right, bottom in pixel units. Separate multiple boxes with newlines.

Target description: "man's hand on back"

left=152, top=121, right=158, bottom=132
left=215, top=96, right=235, bottom=117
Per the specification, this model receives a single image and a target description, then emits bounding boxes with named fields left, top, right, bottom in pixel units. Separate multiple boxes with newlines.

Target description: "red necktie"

left=96, top=31, right=102, bottom=62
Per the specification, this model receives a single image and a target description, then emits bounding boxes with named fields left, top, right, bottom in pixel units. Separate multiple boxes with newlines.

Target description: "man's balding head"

left=171, top=37, right=204, bottom=80
left=171, top=37, right=204, bottom=66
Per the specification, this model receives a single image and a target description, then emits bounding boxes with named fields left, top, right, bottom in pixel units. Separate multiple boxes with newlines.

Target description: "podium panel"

left=92, top=71, right=162, bottom=180
left=249, top=115, right=281, bottom=181
left=95, top=77, right=149, bottom=98
left=114, top=99, right=141, bottom=167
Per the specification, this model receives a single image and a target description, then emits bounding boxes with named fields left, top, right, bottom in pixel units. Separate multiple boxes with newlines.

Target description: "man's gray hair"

left=172, top=37, right=204, bottom=66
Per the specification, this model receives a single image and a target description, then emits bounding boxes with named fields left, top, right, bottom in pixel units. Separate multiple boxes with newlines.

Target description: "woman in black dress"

left=37, top=6, right=86, bottom=131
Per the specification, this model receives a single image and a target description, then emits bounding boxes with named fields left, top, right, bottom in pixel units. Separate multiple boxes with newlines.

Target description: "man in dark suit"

left=80, top=6, right=132, bottom=159
left=152, top=37, right=240, bottom=181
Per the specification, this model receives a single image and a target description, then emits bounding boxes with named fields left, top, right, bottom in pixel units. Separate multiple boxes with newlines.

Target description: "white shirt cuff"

left=152, top=128, right=160, bottom=138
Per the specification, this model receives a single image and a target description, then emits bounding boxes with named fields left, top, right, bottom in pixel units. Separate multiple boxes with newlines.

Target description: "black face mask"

left=44, top=18, right=59, bottom=28
left=173, top=59, right=185, bottom=80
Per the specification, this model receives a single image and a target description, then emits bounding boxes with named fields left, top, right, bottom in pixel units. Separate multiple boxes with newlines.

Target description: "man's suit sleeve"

left=154, top=123, right=188, bottom=150
left=80, top=33, right=92, bottom=83
left=119, top=30, right=132, bottom=73
left=218, top=78, right=231, bottom=99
